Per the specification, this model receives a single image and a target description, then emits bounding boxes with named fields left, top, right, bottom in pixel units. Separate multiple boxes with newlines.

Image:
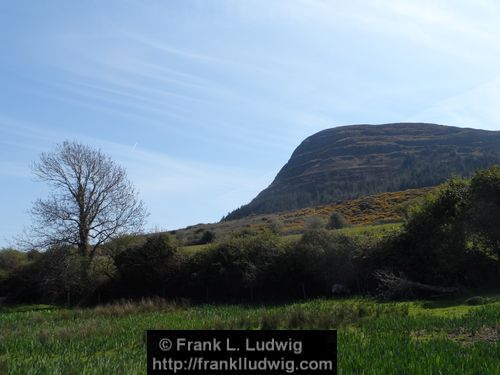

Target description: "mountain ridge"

left=225, top=123, right=500, bottom=220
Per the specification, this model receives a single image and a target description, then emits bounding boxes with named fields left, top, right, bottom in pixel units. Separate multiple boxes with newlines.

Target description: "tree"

left=28, top=140, right=148, bottom=258
left=114, top=234, right=176, bottom=297
left=466, top=166, right=500, bottom=274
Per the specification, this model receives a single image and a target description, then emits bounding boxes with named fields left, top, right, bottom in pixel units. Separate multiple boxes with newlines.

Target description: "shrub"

left=276, top=230, right=362, bottom=298
left=304, top=216, right=325, bottom=230
left=199, top=230, right=216, bottom=244
left=0, top=248, right=29, bottom=295
left=327, top=212, right=347, bottom=229
left=3, top=246, right=96, bottom=303
left=187, top=231, right=285, bottom=300
left=382, top=167, right=499, bottom=288
left=113, top=234, right=177, bottom=298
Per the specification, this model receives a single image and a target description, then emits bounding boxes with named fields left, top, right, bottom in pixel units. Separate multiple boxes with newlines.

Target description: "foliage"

left=178, top=187, right=431, bottom=243
left=466, top=165, right=500, bottom=259
left=304, top=216, right=325, bottom=230
left=198, top=230, right=216, bottom=244
left=326, top=211, right=348, bottom=229
left=3, top=246, right=115, bottom=304
left=0, top=248, right=30, bottom=296
left=225, top=124, right=500, bottom=220
left=384, top=167, right=499, bottom=287
left=1, top=297, right=498, bottom=374
left=0, top=249, right=28, bottom=282
left=4, top=167, right=498, bottom=305
left=112, top=234, right=177, bottom=298
left=186, top=231, right=285, bottom=300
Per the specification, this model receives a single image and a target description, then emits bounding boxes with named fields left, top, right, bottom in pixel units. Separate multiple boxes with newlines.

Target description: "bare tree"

left=29, top=140, right=148, bottom=257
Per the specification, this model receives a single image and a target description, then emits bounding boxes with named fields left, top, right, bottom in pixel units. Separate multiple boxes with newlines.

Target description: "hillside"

left=173, top=187, right=432, bottom=246
left=225, top=123, right=500, bottom=220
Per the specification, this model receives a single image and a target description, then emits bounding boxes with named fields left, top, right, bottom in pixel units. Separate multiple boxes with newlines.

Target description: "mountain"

left=225, top=123, right=500, bottom=220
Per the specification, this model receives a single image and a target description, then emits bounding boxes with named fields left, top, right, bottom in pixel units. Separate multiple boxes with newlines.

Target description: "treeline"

left=1, top=166, right=499, bottom=305
left=225, top=150, right=500, bottom=220
left=1, top=231, right=369, bottom=303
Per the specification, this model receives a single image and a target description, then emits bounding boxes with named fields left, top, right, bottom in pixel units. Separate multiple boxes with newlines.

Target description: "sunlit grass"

left=1, top=295, right=498, bottom=374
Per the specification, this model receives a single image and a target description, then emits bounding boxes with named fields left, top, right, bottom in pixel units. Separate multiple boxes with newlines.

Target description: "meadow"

left=0, top=295, right=498, bottom=374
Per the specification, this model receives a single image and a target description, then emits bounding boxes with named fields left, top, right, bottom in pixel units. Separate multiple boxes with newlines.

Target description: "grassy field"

left=0, top=295, right=498, bottom=374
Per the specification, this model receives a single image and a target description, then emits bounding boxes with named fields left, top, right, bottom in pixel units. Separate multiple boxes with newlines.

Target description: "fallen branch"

left=374, top=270, right=459, bottom=299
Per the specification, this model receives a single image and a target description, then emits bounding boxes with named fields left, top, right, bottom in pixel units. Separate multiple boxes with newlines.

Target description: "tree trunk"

left=300, top=283, right=307, bottom=299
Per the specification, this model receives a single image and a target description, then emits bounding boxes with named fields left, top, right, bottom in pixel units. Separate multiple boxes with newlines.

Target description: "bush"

left=275, top=229, right=363, bottom=298
left=187, top=232, right=285, bottom=300
left=381, top=167, right=499, bottom=288
left=3, top=246, right=97, bottom=304
left=199, top=230, right=216, bottom=244
left=0, top=248, right=29, bottom=295
left=467, top=166, right=500, bottom=260
left=326, top=212, right=347, bottom=229
left=113, top=234, right=177, bottom=298
left=304, top=216, right=325, bottom=230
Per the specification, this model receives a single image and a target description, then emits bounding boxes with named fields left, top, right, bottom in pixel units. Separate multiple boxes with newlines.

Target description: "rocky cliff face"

left=225, top=123, right=500, bottom=220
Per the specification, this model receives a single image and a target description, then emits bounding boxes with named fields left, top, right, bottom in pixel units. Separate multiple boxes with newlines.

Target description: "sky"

left=2, top=0, right=500, bottom=247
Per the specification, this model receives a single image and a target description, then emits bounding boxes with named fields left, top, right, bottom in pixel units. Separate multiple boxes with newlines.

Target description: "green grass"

left=0, top=296, right=498, bottom=374
left=179, top=223, right=402, bottom=256
left=178, top=242, right=211, bottom=255
left=336, top=222, right=402, bottom=238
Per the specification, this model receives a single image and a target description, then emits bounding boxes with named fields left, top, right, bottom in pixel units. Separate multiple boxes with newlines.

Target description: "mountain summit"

left=225, top=123, right=500, bottom=220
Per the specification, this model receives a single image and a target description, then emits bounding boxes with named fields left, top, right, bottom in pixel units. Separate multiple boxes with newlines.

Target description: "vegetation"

left=226, top=123, right=500, bottom=220
left=12, top=141, right=148, bottom=303
left=0, top=165, right=499, bottom=373
left=1, top=166, right=498, bottom=305
left=387, top=166, right=500, bottom=288
left=173, top=187, right=431, bottom=244
left=0, top=296, right=498, bottom=374
left=326, top=211, right=348, bottom=229
left=25, top=140, right=147, bottom=256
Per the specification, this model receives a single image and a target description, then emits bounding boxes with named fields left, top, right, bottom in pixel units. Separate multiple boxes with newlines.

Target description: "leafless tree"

left=28, top=140, right=148, bottom=257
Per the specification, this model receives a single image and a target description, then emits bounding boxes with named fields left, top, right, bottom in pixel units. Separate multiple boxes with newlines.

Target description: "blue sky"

left=2, top=0, right=500, bottom=247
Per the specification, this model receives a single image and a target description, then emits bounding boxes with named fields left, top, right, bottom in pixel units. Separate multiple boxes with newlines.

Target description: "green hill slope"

left=226, top=123, right=500, bottom=220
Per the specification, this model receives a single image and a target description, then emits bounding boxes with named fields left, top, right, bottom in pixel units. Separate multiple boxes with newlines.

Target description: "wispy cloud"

left=0, top=114, right=271, bottom=204
left=408, top=76, right=500, bottom=129
left=3, top=0, right=500, bottom=243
